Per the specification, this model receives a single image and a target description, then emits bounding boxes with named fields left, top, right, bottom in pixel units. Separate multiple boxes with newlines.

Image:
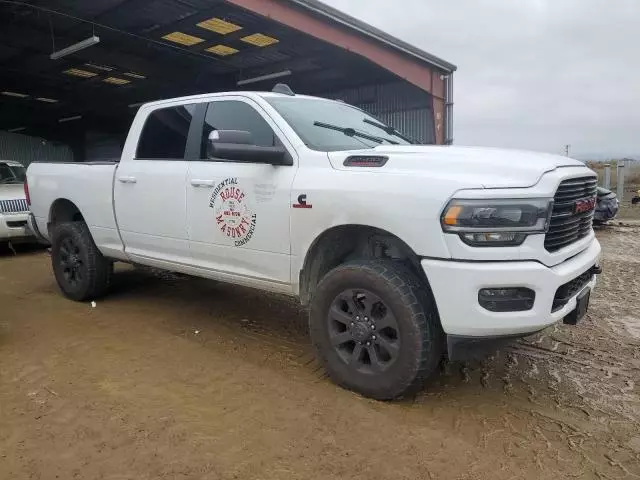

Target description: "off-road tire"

left=309, top=260, right=443, bottom=400
left=51, top=221, right=113, bottom=301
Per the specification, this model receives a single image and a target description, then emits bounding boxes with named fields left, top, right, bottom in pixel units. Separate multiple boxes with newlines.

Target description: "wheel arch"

left=49, top=198, right=85, bottom=229
left=298, top=224, right=430, bottom=306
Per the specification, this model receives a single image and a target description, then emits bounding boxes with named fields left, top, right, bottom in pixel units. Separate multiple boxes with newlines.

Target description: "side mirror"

left=209, top=129, right=252, bottom=145
left=207, top=130, right=292, bottom=166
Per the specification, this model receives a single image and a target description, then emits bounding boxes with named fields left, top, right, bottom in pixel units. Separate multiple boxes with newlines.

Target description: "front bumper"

left=0, top=212, right=34, bottom=241
left=422, top=239, right=601, bottom=338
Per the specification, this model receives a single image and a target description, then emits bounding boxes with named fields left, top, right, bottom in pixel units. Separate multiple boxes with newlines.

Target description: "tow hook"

left=590, top=264, right=603, bottom=275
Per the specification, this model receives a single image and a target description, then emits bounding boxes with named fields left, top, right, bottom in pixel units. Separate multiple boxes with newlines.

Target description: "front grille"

left=552, top=269, right=594, bottom=312
left=0, top=199, right=28, bottom=214
left=545, top=176, right=597, bottom=252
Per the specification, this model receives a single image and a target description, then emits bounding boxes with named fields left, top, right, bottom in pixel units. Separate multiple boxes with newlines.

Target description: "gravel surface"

left=1, top=226, right=639, bottom=479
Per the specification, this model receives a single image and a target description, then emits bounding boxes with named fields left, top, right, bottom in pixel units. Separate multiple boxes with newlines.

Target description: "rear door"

left=186, top=97, right=297, bottom=290
left=114, top=104, right=197, bottom=265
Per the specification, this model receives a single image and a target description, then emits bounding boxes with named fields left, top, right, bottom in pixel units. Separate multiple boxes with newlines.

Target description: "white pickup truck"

left=26, top=86, right=602, bottom=400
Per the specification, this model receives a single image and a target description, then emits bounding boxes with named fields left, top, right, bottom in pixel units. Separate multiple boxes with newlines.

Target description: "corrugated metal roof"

left=287, top=0, right=457, bottom=73
left=99, top=0, right=199, bottom=32
left=0, top=0, right=449, bottom=135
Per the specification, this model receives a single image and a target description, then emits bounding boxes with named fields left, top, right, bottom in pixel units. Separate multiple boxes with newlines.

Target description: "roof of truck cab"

left=141, top=91, right=332, bottom=109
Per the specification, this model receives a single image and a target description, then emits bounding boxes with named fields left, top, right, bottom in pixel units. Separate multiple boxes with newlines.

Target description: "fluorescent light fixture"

left=85, top=63, right=113, bottom=71
left=36, top=97, right=59, bottom=103
left=240, top=33, right=279, bottom=47
left=206, top=45, right=239, bottom=56
left=50, top=35, right=100, bottom=60
left=237, top=69, right=291, bottom=86
left=58, top=115, right=82, bottom=123
left=2, top=91, right=29, bottom=98
left=64, top=68, right=98, bottom=78
left=123, top=72, right=146, bottom=79
left=8, top=127, right=26, bottom=133
left=103, top=77, right=130, bottom=85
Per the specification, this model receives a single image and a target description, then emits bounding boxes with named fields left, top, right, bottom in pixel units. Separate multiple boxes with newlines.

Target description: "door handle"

left=190, top=179, right=215, bottom=188
left=118, top=176, right=137, bottom=184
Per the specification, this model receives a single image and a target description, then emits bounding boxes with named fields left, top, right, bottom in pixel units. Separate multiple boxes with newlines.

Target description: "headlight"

left=441, top=198, right=553, bottom=247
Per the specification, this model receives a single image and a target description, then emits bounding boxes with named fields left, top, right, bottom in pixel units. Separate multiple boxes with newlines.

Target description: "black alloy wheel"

left=58, top=236, right=86, bottom=288
left=51, top=222, right=113, bottom=301
left=310, top=260, right=443, bottom=400
left=328, top=289, right=400, bottom=374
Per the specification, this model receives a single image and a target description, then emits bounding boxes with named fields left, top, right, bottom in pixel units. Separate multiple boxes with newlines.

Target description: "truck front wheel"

left=309, top=260, right=443, bottom=400
left=50, top=222, right=112, bottom=301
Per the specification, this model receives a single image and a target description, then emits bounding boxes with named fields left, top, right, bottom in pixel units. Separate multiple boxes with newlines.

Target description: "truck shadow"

left=107, top=264, right=310, bottom=345
left=94, top=265, right=636, bottom=434
left=104, top=265, right=548, bottom=401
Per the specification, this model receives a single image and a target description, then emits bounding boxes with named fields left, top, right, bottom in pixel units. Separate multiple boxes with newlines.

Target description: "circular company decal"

left=209, top=177, right=257, bottom=247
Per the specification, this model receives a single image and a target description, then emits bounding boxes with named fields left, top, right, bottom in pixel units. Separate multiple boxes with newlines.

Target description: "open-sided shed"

left=0, top=0, right=456, bottom=162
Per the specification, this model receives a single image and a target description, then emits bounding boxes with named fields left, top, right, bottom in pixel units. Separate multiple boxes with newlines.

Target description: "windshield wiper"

left=363, top=118, right=415, bottom=144
left=313, top=121, right=384, bottom=144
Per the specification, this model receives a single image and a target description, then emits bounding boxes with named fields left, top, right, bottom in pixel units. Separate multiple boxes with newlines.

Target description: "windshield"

left=266, top=97, right=413, bottom=152
left=0, top=163, right=26, bottom=184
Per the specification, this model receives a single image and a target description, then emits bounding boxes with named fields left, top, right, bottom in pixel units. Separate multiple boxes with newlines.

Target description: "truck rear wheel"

left=309, top=260, right=443, bottom=400
left=51, top=221, right=112, bottom=301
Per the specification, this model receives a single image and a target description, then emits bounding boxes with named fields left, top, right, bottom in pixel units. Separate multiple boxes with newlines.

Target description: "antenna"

left=272, top=83, right=295, bottom=96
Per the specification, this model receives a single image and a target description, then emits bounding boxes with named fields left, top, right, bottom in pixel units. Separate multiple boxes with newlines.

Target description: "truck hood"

left=0, top=183, right=26, bottom=201
left=328, top=145, right=587, bottom=188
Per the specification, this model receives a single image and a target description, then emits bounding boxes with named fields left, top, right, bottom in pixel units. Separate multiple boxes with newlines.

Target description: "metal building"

left=0, top=0, right=456, bottom=164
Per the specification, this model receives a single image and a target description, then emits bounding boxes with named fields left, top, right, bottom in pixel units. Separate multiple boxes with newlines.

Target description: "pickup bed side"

left=28, top=161, right=127, bottom=261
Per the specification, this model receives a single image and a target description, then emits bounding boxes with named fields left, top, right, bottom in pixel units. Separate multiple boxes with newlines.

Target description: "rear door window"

left=136, top=105, right=196, bottom=159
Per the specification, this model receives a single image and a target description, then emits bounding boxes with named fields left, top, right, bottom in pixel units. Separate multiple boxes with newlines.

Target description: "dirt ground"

left=1, top=226, right=639, bottom=480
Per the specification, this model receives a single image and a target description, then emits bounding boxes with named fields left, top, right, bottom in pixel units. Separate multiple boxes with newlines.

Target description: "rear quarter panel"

left=27, top=162, right=125, bottom=259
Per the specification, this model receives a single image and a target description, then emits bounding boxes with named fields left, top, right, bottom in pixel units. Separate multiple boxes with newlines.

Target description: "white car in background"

left=0, top=160, right=34, bottom=244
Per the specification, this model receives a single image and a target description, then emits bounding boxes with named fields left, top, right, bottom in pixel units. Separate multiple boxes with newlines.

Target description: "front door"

left=186, top=97, right=297, bottom=290
left=114, top=104, right=196, bottom=265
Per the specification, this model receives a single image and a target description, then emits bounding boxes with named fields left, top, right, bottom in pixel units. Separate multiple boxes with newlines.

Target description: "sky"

left=322, top=0, right=639, bottom=159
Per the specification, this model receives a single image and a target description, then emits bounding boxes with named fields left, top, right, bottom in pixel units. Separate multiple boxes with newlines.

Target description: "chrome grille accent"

left=0, top=199, right=29, bottom=214
left=545, top=176, right=597, bottom=252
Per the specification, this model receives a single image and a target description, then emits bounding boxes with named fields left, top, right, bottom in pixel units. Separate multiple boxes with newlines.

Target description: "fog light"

left=478, top=287, right=535, bottom=312
left=460, top=232, right=526, bottom=247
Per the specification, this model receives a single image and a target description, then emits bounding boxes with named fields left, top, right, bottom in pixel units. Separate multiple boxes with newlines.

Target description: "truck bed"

left=27, top=161, right=125, bottom=259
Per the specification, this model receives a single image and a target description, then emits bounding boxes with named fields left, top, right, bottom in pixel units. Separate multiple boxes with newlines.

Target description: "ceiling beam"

left=227, top=0, right=441, bottom=94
